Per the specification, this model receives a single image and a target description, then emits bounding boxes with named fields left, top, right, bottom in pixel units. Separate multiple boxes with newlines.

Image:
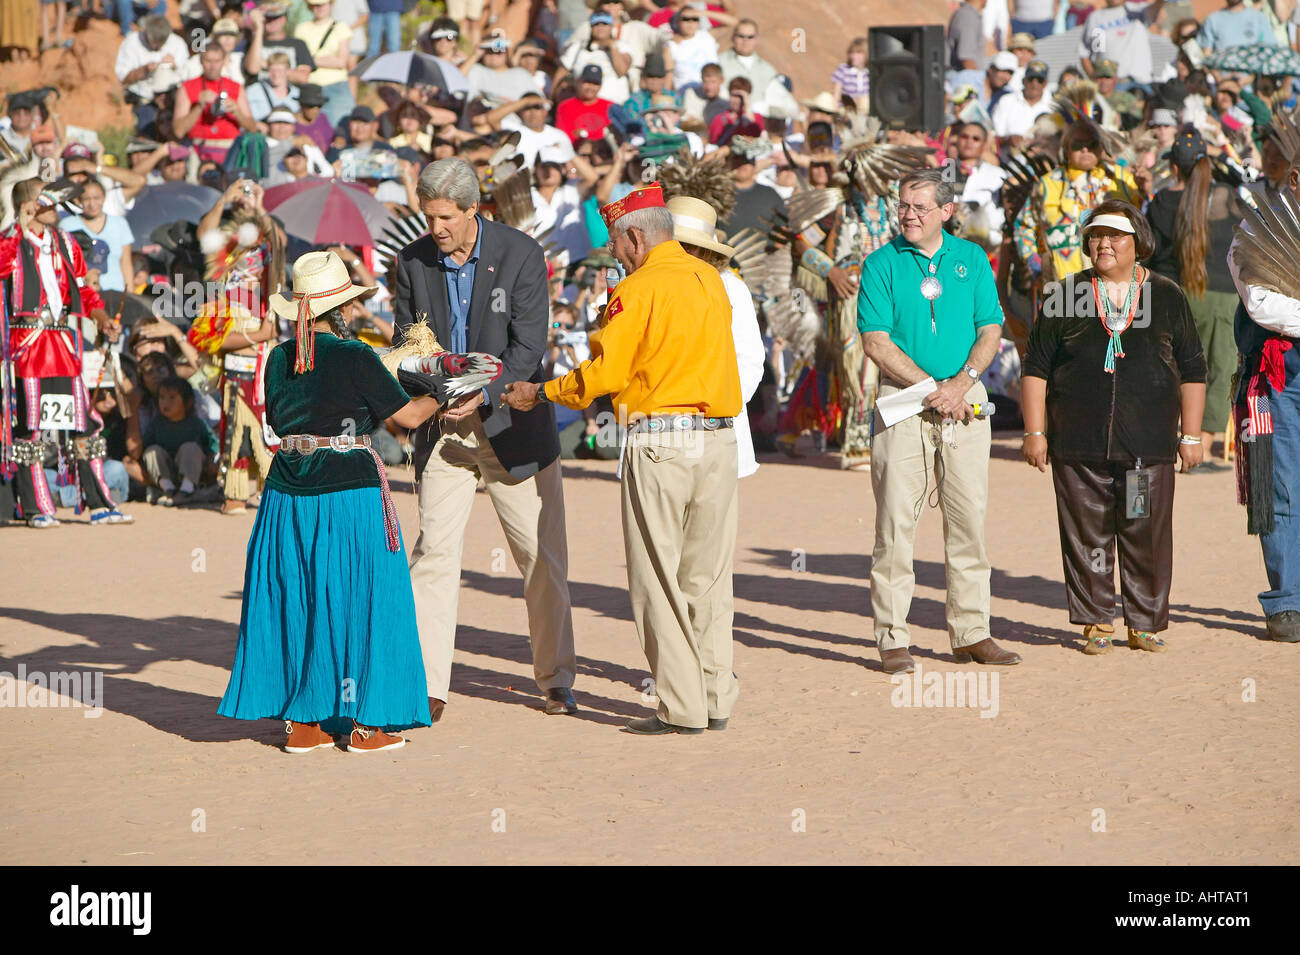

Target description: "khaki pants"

left=409, top=416, right=575, bottom=703
left=870, top=379, right=991, bottom=651
left=622, top=426, right=739, bottom=729
left=222, top=384, right=272, bottom=502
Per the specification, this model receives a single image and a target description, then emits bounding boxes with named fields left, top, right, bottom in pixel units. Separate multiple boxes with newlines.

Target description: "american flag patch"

left=1249, top=392, right=1274, bottom=437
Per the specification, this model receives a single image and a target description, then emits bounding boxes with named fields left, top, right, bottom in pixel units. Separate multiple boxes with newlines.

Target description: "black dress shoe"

left=544, top=687, right=578, bottom=714
left=707, top=717, right=728, bottom=731
left=622, top=715, right=704, bottom=735
left=1266, top=610, right=1300, bottom=643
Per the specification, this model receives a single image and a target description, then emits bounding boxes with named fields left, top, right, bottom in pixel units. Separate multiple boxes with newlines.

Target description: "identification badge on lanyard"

left=1125, top=458, right=1152, bottom=520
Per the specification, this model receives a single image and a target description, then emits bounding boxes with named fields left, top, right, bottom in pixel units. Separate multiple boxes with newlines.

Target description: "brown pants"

left=1050, top=460, right=1175, bottom=632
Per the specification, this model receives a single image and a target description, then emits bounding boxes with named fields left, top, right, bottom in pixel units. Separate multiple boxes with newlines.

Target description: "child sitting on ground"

left=141, top=376, right=218, bottom=506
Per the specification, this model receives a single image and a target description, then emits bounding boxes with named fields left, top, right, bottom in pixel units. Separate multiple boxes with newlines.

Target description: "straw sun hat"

left=270, top=250, right=376, bottom=373
left=270, top=250, right=375, bottom=324
left=667, top=196, right=735, bottom=258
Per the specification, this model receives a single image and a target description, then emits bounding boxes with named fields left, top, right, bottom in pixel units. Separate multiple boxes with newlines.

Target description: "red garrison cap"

left=600, top=182, right=666, bottom=229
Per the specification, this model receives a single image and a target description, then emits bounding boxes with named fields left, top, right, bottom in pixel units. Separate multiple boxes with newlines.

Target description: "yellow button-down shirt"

left=544, top=240, right=741, bottom=419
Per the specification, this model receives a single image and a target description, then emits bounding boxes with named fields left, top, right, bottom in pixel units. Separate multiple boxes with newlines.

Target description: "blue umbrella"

left=126, top=182, right=221, bottom=240
left=354, top=51, right=469, bottom=95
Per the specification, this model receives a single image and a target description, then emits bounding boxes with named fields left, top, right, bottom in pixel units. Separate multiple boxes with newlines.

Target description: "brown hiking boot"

left=284, top=720, right=336, bottom=754
left=347, top=722, right=407, bottom=753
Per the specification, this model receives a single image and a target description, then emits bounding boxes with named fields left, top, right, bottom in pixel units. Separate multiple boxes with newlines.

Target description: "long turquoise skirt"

left=218, top=487, right=431, bottom=731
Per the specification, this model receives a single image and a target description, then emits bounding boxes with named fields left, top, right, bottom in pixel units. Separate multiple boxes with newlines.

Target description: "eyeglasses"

left=897, top=202, right=939, bottom=216
left=680, top=16, right=700, bottom=23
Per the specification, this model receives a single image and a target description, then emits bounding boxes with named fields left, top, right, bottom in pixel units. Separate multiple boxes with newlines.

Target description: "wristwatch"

left=535, top=383, right=549, bottom=404
left=963, top=365, right=979, bottom=381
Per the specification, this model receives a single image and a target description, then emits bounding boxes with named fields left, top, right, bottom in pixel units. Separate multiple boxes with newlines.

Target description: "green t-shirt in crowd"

left=856, top=231, right=1003, bottom=381
left=142, top=413, right=219, bottom=458
left=264, top=332, right=410, bottom=496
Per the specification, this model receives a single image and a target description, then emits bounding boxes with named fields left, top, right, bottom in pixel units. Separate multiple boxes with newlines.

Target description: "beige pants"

left=622, top=426, right=739, bottom=729
left=870, top=379, right=992, bottom=651
left=409, top=415, right=575, bottom=703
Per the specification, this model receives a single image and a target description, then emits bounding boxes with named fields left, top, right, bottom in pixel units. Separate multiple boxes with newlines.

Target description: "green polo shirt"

left=857, top=231, right=1003, bottom=381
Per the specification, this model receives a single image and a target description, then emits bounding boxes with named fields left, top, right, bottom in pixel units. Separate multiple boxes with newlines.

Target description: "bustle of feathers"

left=1053, top=78, right=1100, bottom=127
left=1233, top=187, right=1300, bottom=301
left=657, top=149, right=736, bottom=221
left=836, top=107, right=930, bottom=198
left=1268, top=104, right=1300, bottom=165
left=782, top=187, right=844, bottom=234
left=0, top=146, right=39, bottom=232
left=381, top=316, right=445, bottom=376
left=729, top=227, right=821, bottom=360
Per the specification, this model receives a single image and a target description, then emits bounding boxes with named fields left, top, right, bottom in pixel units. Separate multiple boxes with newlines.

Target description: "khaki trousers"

left=870, top=379, right=992, bottom=651
left=222, top=384, right=272, bottom=502
left=622, top=426, right=739, bottom=729
left=409, top=416, right=575, bottom=702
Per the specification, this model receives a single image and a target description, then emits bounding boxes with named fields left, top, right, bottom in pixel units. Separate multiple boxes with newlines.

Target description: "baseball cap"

left=992, top=51, right=1018, bottom=73
left=284, top=145, right=305, bottom=159
left=1008, top=32, right=1035, bottom=51
left=62, top=143, right=93, bottom=160
left=580, top=64, right=603, bottom=85
left=348, top=105, right=377, bottom=123
left=1025, top=60, right=1049, bottom=81
left=30, top=123, right=55, bottom=144
left=590, top=12, right=614, bottom=25
left=266, top=109, right=297, bottom=125
left=643, top=53, right=667, bottom=79
left=262, top=2, right=287, bottom=17
left=125, top=137, right=161, bottom=154
left=1149, top=108, right=1178, bottom=127
left=538, top=145, right=569, bottom=166
left=1093, top=58, right=1118, bottom=78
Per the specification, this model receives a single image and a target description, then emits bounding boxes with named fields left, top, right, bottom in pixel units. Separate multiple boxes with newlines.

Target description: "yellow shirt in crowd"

left=544, top=240, right=742, bottom=420
left=295, top=18, right=353, bottom=89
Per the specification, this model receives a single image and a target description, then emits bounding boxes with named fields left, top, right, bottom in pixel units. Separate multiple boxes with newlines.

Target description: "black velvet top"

left=1023, top=269, right=1207, bottom=465
left=264, top=333, right=410, bottom=495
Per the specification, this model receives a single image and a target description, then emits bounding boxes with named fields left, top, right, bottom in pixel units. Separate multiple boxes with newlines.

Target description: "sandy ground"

left=1, top=436, right=1296, bottom=865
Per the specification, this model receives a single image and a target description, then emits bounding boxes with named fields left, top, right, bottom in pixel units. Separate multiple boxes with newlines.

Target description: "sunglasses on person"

left=1072, top=143, right=1099, bottom=153
left=680, top=16, right=700, bottom=23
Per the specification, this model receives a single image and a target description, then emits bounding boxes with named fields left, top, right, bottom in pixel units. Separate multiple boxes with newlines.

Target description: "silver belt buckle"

left=674, top=414, right=691, bottom=431
left=330, top=434, right=352, bottom=451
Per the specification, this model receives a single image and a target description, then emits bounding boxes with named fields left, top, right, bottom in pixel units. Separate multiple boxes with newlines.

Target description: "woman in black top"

left=218, top=251, right=441, bottom=754
left=1144, top=128, right=1245, bottom=459
left=1022, top=200, right=1207, bottom=656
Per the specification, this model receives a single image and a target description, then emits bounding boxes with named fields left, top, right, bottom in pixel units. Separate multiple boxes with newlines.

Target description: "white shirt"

left=531, top=183, right=590, bottom=262
left=115, top=32, right=193, bottom=102
left=959, top=160, right=1008, bottom=244
left=991, top=88, right=1053, bottom=139
left=562, top=39, right=634, bottom=103
left=1229, top=236, right=1300, bottom=338
left=668, top=31, right=719, bottom=89
left=502, top=116, right=576, bottom=168
left=25, top=228, right=64, bottom=321
left=722, top=269, right=765, bottom=478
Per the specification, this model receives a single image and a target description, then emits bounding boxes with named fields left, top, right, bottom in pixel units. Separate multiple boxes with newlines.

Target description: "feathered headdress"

left=1233, top=187, right=1300, bottom=301
left=836, top=105, right=931, bottom=198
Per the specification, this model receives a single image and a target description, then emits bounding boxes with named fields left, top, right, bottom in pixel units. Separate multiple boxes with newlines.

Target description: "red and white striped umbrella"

left=262, top=177, right=392, bottom=246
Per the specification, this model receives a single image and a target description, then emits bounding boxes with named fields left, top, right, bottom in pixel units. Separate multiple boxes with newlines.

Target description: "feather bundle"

left=1234, top=188, right=1300, bottom=300
left=657, top=149, right=736, bottom=221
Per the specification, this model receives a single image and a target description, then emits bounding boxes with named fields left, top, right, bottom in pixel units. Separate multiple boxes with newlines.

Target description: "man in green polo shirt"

left=858, top=167, right=1021, bottom=674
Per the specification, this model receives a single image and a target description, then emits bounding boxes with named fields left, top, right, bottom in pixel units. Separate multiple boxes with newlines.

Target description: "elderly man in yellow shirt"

left=504, top=183, right=742, bottom=735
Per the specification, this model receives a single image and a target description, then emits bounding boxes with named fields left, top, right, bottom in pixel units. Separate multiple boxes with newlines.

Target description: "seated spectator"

left=264, top=110, right=332, bottom=178
left=1, top=92, right=38, bottom=152
left=487, top=92, right=574, bottom=168
left=63, top=144, right=145, bottom=217
left=467, top=30, right=541, bottom=102
left=643, top=94, right=705, bottom=157
left=555, top=65, right=614, bottom=144
left=293, top=83, right=334, bottom=153
left=114, top=15, right=189, bottom=131
left=513, top=37, right=553, bottom=97
left=243, top=2, right=316, bottom=85
left=562, top=12, right=633, bottom=104
left=141, top=375, right=219, bottom=505
left=992, top=58, right=1053, bottom=144
left=667, top=7, right=719, bottom=90
left=682, top=62, right=727, bottom=127
left=389, top=101, right=434, bottom=154
left=624, top=53, right=679, bottom=121
left=718, top=19, right=779, bottom=113
left=708, top=77, right=763, bottom=146
left=173, top=45, right=257, bottom=164
left=719, top=143, right=786, bottom=235
left=180, top=17, right=246, bottom=84
left=331, top=105, right=397, bottom=177
left=532, top=146, right=595, bottom=262
left=59, top=178, right=135, bottom=294
left=246, top=52, right=301, bottom=124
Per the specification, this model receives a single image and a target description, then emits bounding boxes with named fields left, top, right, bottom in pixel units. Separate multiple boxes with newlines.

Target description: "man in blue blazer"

left=393, top=158, right=577, bottom=721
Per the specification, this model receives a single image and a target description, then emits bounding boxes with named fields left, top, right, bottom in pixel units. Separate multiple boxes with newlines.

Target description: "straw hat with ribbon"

left=269, top=250, right=375, bottom=373
left=667, top=196, right=735, bottom=258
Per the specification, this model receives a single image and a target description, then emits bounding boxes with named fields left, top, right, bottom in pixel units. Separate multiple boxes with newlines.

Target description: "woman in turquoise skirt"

left=218, top=250, right=441, bottom=754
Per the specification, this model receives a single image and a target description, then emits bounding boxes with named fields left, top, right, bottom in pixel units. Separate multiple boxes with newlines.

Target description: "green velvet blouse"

left=264, top=333, right=410, bottom=495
